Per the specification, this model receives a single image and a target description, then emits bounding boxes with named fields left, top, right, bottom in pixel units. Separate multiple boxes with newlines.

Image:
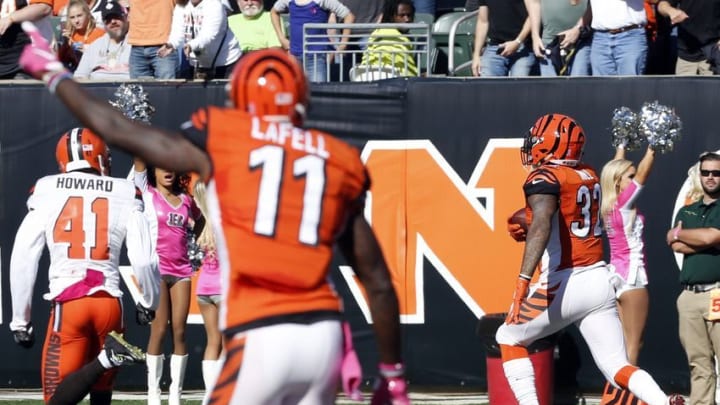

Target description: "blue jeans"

left=300, top=53, right=328, bottom=82
left=412, top=0, right=436, bottom=15
left=481, top=43, right=536, bottom=76
left=538, top=38, right=592, bottom=76
left=129, top=46, right=178, bottom=80
left=590, top=27, right=647, bottom=76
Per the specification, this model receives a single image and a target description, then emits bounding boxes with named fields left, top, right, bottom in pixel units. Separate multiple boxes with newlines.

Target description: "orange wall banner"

left=340, top=139, right=529, bottom=323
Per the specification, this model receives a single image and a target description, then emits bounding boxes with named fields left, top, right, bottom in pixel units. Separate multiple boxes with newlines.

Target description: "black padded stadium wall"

left=0, top=77, right=715, bottom=396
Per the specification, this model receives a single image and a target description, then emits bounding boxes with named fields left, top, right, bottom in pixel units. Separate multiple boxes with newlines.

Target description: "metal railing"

left=446, top=10, right=478, bottom=76
left=301, top=23, right=431, bottom=82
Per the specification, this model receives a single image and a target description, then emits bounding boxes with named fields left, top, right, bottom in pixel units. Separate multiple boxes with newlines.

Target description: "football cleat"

left=104, top=331, right=146, bottom=366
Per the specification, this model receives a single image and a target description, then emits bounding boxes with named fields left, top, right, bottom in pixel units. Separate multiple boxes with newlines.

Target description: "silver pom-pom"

left=109, top=83, right=155, bottom=123
left=611, top=106, right=643, bottom=151
left=187, top=232, right=205, bottom=272
left=638, top=101, right=682, bottom=154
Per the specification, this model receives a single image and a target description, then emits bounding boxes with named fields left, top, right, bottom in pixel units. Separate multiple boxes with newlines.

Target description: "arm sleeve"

left=73, top=41, right=97, bottom=78
left=130, top=168, right=149, bottom=191
left=167, top=4, right=187, bottom=49
left=188, top=1, right=225, bottom=51
left=674, top=206, right=689, bottom=226
left=125, top=206, right=161, bottom=310
left=523, top=169, right=561, bottom=197
left=272, top=0, right=290, bottom=12
left=9, top=209, right=46, bottom=331
left=318, top=0, right=350, bottom=18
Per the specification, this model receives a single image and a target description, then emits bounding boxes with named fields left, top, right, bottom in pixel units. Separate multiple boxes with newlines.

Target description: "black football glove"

left=12, top=324, right=35, bottom=349
left=135, top=303, right=155, bottom=326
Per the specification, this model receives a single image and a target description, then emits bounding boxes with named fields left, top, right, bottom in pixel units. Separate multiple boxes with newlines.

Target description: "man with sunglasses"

left=668, top=151, right=720, bottom=404
left=74, top=1, right=130, bottom=80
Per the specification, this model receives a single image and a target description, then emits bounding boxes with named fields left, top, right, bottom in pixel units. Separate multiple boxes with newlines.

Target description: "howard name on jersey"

left=523, top=163, right=603, bottom=272
left=21, top=171, right=144, bottom=301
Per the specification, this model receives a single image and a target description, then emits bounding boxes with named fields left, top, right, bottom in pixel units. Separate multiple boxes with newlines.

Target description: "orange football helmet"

left=56, top=127, right=111, bottom=175
left=521, top=113, right=585, bottom=167
left=227, top=49, right=308, bottom=125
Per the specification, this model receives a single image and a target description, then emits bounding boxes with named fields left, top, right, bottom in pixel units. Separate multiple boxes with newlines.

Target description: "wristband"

left=45, top=71, right=72, bottom=94
left=673, top=228, right=680, bottom=241
left=518, top=273, right=532, bottom=281
left=379, top=362, right=405, bottom=378
left=514, top=39, right=522, bottom=45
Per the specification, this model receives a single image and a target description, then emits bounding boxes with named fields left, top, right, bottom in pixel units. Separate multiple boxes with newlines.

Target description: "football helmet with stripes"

left=227, top=49, right=308, bottom=126
left=522, top=113, right=586, bottom=167
left=56, top=127, right=110, bottom=175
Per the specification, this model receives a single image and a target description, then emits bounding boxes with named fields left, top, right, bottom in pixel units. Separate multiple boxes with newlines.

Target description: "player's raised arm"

left=18, top=22, right=212, bottom=181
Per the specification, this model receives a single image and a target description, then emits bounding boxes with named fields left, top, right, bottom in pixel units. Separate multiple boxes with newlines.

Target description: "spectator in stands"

left=58, top=0, right=105, bottom=71
left=332, top=0, right=382, bottom=80
left=90, top=0, right=118, bottom=29
left=270, top=0, right=355, bottom=82
left=644, top=0, right=676, bottom=75
left=160, top=0, right=241, bottom=79
left=0, top=0, right=54, bottom=79
left=524, top=0, right=591, bottom=76
left=657, top=0, right=720, bottom=75
left=471, top=0, right=535, bottom=77
left=343, top=0, right=383, bottom=49
left=227, top=0, right=281, bottom=52
left=54, top=0, right=117, bottom=30
left=358, top=0, right=417, bottom=78
left=587, top=0, right=648, bottom=75
left=74, top=1, right=130, bottom=80
left=128, top=0, right=177, bottom=79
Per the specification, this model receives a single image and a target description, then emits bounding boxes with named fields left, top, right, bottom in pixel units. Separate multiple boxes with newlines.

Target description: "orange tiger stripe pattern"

left=517, top=282, right=561, bottom=323
left=600, top=381, right=647, bottom=405
left=209, top=336, right=246, bottom=405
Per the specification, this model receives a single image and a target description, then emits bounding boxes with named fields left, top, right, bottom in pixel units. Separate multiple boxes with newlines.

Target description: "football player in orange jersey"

left=19, top=22, right=408, bottom=405
left=498, top=114, right=684, bottom=405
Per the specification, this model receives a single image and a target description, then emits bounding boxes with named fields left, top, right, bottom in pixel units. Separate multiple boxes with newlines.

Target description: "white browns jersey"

left=9, top=172, right=160, bottom=331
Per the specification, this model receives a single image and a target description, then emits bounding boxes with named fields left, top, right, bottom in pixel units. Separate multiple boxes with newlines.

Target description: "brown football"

left=509, top=208, right=528, bottom=230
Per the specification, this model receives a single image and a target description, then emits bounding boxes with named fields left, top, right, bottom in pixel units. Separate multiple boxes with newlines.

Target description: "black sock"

left=47, top=359, right=106, bottom=405
left=89, top=390, right=112, bottom=405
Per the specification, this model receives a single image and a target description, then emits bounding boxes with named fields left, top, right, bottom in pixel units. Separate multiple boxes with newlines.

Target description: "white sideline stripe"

left=0, top=390, right=608, bottom=404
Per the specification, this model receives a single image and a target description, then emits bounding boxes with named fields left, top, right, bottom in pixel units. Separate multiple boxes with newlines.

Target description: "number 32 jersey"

left=9, top=172, right=158, bottom=331
left=523, top=163, right=603, bottom=273
left=183, top=108, right=368, bottom=335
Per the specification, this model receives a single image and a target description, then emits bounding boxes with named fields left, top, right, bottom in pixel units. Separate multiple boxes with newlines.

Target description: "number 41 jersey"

left=183, top=108, right=369, bottom=334
left=523, top=163, right=604, bottom=273
left=10, top=172, right=156, bottom=329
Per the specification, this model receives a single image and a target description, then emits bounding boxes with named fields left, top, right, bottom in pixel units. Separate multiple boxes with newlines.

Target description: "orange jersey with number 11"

left=184, top=107, right=368, bottom=334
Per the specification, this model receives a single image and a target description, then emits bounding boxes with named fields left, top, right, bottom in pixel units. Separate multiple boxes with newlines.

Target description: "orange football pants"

left=41, top=291, right=123, bottom=403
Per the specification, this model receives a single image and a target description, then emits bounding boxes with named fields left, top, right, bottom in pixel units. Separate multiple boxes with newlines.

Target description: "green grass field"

left=0, top=399, right=488, bottom=405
